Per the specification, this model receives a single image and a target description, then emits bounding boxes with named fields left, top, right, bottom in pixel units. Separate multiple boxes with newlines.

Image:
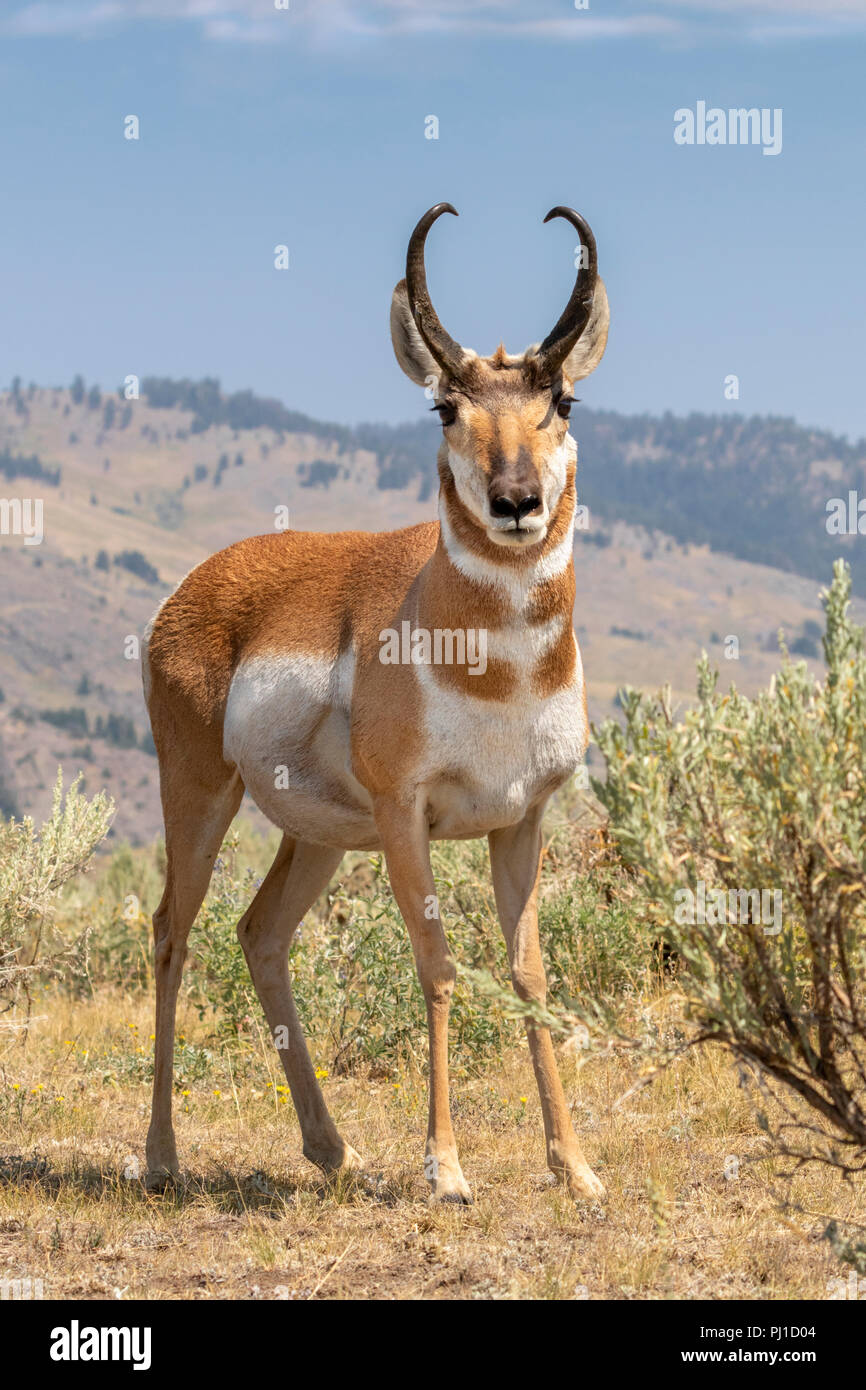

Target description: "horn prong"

left=535, top=207, right=599, bottom=378
left=405, top=204, right=465, bottom=379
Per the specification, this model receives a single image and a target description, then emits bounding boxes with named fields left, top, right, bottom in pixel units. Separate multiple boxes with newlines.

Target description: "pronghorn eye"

left=556, top=395, right=578, bottom=419
left=431, top=402, right=457, bottom=427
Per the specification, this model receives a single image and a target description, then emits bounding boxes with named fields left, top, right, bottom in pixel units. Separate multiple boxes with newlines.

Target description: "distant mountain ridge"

left=131, top=377, right=866, bottom=594
left=576, top=409, right=866, bottom=596
left=1, top=377, right=864, bottom=843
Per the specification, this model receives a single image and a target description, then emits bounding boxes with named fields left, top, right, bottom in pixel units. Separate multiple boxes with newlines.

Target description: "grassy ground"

left=0, top=812, right=861, bottom=1301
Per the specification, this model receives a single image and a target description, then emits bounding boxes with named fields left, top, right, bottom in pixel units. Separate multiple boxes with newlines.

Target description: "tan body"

left=144, top=204, right=611, bottom=1202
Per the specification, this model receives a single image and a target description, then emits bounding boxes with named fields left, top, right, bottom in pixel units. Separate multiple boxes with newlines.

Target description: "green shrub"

left=113, top=549, right=160, bottom=585
left=0, top=772, right=113, bottom=1029
left=593, top=561, right=866, bottom=1171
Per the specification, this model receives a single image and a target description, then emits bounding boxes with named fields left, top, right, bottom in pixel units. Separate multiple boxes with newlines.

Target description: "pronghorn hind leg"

left=488, top=812, right=605, bottom=1203
left=237, top=835, right=363, bottom=1176
left=146, top=767, right=244, bottom=1185
left=376, top=799, right=471, bottom=1204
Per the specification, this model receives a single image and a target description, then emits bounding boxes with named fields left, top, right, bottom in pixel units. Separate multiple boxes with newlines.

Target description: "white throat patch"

left=438, top=493, right=575, bottom=610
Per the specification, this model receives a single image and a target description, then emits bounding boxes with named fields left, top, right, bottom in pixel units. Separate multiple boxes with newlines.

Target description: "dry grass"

left=0, top=987, right=859, bottom=1301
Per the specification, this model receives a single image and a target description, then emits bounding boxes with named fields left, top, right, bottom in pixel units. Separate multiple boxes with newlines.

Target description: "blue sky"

left=1, top=0, right=864, bottom=439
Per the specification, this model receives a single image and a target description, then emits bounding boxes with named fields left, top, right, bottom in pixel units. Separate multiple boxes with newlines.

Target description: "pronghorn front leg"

left=488, top=811, right=605, bottom=1203
left=375, top=798, right=472, bottom=1204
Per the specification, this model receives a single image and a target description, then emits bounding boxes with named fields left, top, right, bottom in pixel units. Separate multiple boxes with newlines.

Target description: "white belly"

left=223, top=652, right=378, bottom=849
left=223, top=647, right=587, bottom=849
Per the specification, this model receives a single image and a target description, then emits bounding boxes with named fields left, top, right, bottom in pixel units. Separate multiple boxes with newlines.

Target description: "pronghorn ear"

left=390, top=279, right=441, bottom=389
left=561, top=276, right=610, bottom=382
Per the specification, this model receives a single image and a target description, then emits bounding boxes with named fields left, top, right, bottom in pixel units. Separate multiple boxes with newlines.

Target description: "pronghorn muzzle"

left=487, top=449, right=543, bottom=529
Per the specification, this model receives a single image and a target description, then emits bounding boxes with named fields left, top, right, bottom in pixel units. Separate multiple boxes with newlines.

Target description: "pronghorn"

left=143, top=203, right=610, bottom=1202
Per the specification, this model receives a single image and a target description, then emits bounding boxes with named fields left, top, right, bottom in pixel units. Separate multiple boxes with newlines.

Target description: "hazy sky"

left=1, top=0, right=864, bottom=439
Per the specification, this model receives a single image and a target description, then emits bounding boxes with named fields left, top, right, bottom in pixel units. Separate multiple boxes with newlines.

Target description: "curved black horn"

left=405, top=202, right=465, bottom=378
left=535, top=206, right=599, bottom=378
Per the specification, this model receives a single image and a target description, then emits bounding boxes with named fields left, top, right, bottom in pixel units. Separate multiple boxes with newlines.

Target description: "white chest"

left=415, top=640, right=588, bottom=838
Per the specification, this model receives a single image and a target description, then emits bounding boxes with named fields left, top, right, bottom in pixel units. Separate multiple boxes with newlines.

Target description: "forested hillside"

left=1, top=376, right=864, bottom=841
left=137, top=378, right=866, bottom=592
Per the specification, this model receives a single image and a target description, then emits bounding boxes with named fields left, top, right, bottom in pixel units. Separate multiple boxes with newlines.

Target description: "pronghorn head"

left=391, top=203, right=609, bottom=551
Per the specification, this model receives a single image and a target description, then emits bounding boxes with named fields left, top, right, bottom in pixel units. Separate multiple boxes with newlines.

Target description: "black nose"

left=489, top=493, right=541, bottom=523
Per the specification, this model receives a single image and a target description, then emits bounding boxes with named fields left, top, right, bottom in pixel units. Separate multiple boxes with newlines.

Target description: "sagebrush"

left=594, top=560, right=866, bottom=1173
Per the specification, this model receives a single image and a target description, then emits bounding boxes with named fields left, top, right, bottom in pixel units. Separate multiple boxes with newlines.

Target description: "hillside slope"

left=0, top=382, right=859, bottom=843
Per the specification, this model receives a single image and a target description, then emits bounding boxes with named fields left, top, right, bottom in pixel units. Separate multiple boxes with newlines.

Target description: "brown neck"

left=407, top=465, right=577, bottom=702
